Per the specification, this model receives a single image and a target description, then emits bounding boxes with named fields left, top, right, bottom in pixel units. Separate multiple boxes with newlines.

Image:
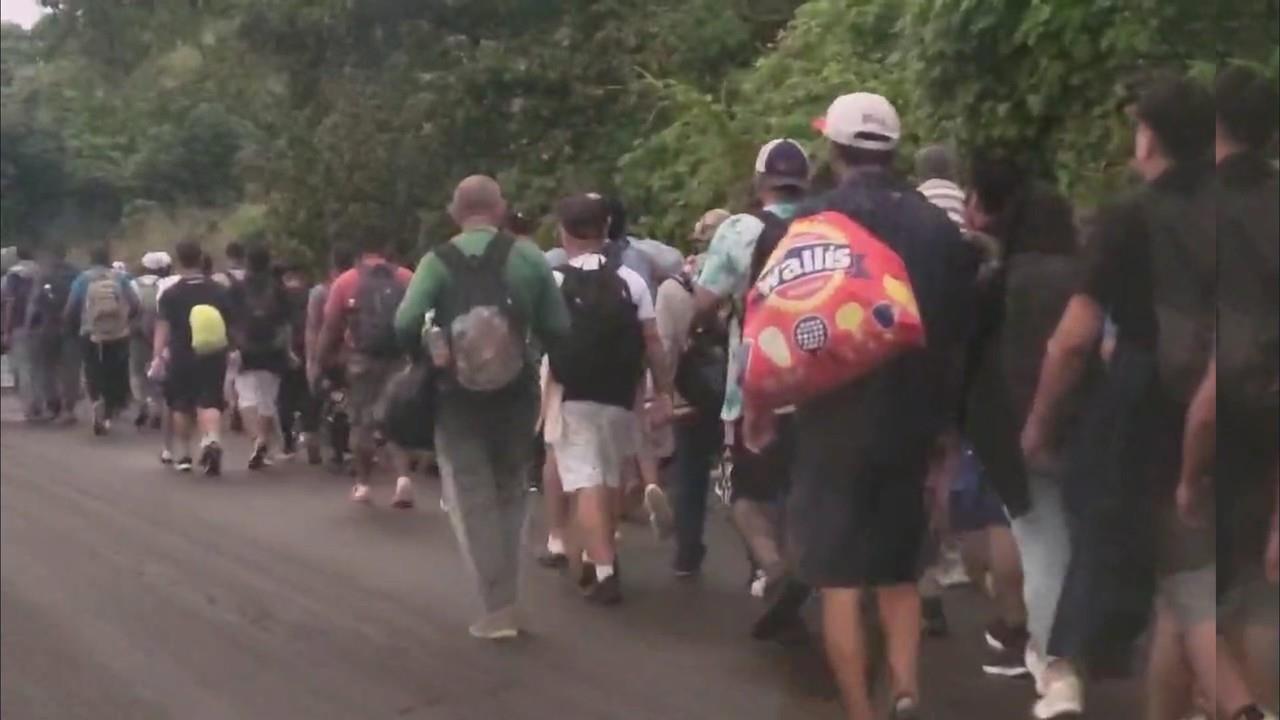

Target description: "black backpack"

left=549, top=258, right=645, bottom=408
left=747, top=209, right=792, bottom=284
left=350, top=263, right=406, bottom=358
left=435, top=233, right=529, bottom=392
left=33, top=263, right=76, bottom=333
left=241, top=279, right=286, bottom=355
left=1144, top=180, right=1215, bottom=403
left=672, top=275, right=728, bottom=416
left=1217, top=170, right=1280, bottom=411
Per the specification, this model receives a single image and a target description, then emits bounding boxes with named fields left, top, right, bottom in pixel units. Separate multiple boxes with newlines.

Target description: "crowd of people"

left=2, top=67, right=1278, bottom=720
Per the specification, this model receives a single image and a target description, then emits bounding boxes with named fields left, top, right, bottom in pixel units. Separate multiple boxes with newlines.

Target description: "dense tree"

left=1, top=1, right=1276, bottom=258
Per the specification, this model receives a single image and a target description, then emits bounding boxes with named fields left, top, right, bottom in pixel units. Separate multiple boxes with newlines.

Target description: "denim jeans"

left=671, top=409, right=724, bottom=568
left=1010, top=467, right=1072, bottom=655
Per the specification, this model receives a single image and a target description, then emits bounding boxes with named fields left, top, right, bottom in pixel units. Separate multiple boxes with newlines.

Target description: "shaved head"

left=449, top=175, right=507, bottom=227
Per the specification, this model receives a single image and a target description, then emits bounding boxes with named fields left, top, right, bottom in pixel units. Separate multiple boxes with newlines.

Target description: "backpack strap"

left=481, top=232, right=517, bottom=272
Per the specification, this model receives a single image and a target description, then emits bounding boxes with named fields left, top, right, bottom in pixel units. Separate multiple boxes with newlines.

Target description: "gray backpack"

left=82, top=270, right=130, bottom=343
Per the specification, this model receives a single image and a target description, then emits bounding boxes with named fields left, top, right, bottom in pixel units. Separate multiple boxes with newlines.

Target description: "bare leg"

left=876, top=583, right=922, bottom=702
left=1147, top=601, right=1194, bottom=720
left=171, top=411, right=194, bottom=458
left=822, top=588, right=874, bottom=720
left=543, top=447, right=568, bottom=551
left=988, top=526, right=1028, bottom=628
left=1183, top=617, right=1257, bottom=720
left=576, top=486, right=616, bottom=567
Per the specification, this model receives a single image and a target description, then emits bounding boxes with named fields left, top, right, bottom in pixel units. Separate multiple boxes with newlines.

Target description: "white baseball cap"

left=141, top=251, right=172, bottom=271
left=812, top=92, right=901, bottom=151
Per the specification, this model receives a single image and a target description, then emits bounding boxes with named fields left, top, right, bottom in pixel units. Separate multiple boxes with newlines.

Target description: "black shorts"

left=165, top=353, right=228, bottom=414
left=729, top=414, right=795, bottom=503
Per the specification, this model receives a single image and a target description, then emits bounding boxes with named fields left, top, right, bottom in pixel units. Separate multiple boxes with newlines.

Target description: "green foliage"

left=1, top=0, right=1277, bottom=264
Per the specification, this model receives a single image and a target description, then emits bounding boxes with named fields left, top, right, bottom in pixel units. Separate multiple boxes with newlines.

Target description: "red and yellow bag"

left=741, top=211, right=925, bottom=410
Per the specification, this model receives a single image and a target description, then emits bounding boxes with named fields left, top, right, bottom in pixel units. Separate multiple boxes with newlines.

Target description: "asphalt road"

left=0, top=395, right=1140, bottom=720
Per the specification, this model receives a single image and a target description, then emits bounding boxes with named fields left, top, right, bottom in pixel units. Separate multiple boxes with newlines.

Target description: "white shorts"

left=552, top=401, right=639, bottom=493
left=234, top=370, right=281, bottom=416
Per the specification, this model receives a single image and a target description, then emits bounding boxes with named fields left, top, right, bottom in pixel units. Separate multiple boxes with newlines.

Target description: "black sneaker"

left=200, top=442, right=223, bottom=477
left=537, top=550, right=568, bottom=569
left=248, top=442, right=268, bottom=471
left=922, top=596, right=949, bottom=638
left=984, top=620, right=1029, bottom=653
left=673, top=544, right=707, bottom=578
left=92, top=419, right=108, bottom=436
left=175, top=456, right=194, bottom=473
left=578, top=562, right=597, bottom=591
left=981, top=645, right=1031, bottom=679
left=584, top=574, right=622, bottom=606
left=752, top=576, right=811, bottom=641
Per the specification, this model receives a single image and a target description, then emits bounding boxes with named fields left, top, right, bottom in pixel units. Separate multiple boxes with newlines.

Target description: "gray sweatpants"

left=1010, top=468, right=1072, bottom=654
left=436, top=383, right=539, bottom=614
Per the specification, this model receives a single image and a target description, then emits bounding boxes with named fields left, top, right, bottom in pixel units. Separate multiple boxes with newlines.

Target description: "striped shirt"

left=917, top=178, right=968, bottom=232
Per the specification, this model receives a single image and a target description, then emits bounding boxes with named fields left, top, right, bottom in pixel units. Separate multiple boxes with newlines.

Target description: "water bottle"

left=424, top=311, right=451, bottom=368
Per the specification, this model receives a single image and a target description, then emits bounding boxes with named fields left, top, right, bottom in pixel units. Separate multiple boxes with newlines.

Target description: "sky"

left=1, top=0, right=46, bottom=28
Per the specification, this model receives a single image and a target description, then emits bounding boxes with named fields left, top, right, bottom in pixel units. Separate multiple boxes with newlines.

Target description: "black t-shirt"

left=794, top=168, right=977, bottom=485
left=228, top=274, right=292, bottom=372
left=160, top=275, right=233, bottom=365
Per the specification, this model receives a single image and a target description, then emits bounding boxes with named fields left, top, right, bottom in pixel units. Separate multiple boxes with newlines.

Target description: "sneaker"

left=537, top=550, right=569, bottom=569
left=584, top=573, right=622, bottom=606
left=1033, top=676, right=1084, bottom=719
left=982, top=645, right=1031, bottom=678
left=134, top=409, right=149, bottom=430
left=985, top=620, right=1029, bottom=653
left=248, top=442, right=269, bottom=471
left=643, top=484, right=674, bottom=540
left=1025, top=644, right=1050, bottom=696
left=175, top=456, right=194, bottom=473
left=468, top=606, right=520, bottom=640
left=752, top=576, right=811, bottom=641
left=91, top=401, right=107, bottom=435
left=673, top=544, right=706, bottom=578
left=349, top=484, right=372, bottom=504
left=391, top=477, right=415, bottom=509
left=890, top=695, right=921, bottom=720
left=921, top=595, right=949, bottom=638
left=199, top=442, right=223, bottom=477
left=748, top=569, right=769, bottom=598
left=160, top=449, right=174, bottom=466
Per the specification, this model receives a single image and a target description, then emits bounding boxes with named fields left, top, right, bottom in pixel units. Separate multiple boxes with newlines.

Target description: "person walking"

left=319, top=235, right=414, bottom=506
left=545, top=193, right=674, bottom=605
left=766, top=92, right=975, bottom=720
left=395, top=175, right=569, bottom=640
left=66, top=245, right=139, bottom=435
left=154, top=239, right=233, bottom=475
left=228, top=244, right=293, bottom=469
left=131, top=251, right=171, bottom=431
left=27, top=244, right=82, bottom=423
left=2, top=246, right=41, bottom=420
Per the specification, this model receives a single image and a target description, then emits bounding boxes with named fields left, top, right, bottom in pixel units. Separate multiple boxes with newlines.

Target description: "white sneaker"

left=349, top=484, right=372, bottom=504
left=643, top=484, right=674, bottom=540
left=468, top=606, right=520, bottom=640
left=1034, top=676, right=1084, bottom=719
left=1025, top=644, right=1049, bottom=696
left=391, top=476, right=415, bottom=509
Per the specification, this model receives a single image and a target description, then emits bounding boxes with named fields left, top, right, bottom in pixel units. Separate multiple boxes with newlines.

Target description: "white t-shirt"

left=551, top=252, right=655, bottom=321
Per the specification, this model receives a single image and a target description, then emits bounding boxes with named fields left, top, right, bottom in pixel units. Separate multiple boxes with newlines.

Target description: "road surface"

left=0, top=395, right=1139, bottom=719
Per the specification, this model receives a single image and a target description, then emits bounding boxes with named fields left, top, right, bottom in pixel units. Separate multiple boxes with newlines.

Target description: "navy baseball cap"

left=754, top=138, right=811, bottom=190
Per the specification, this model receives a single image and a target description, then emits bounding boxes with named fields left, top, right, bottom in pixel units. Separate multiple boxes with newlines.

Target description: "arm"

left=1176, top=358, right=1217, bottom=524
left=152, top=319, right=170, bottom=364
left=394, top=255, right=444, bottom=350
left=526, top=247, right=570, bottom=351
left=1021, top=294, right=1105, bottom=463
left=642, top=318, right=674, bottom=398
left=692, top=216, right=750, bottom=318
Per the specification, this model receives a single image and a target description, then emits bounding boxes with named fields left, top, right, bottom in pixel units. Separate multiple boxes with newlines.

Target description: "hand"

left=742, top=407, right=777, bottom=454
left=1176, top=476, right=1206, bottom=527
left=1020, top=416, right=1052, bottom=469
left=648, top=393, right=673, bottom=428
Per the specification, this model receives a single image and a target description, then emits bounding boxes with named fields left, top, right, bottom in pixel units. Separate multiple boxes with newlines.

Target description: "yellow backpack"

left=189, top=304, right=228, bottom=356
